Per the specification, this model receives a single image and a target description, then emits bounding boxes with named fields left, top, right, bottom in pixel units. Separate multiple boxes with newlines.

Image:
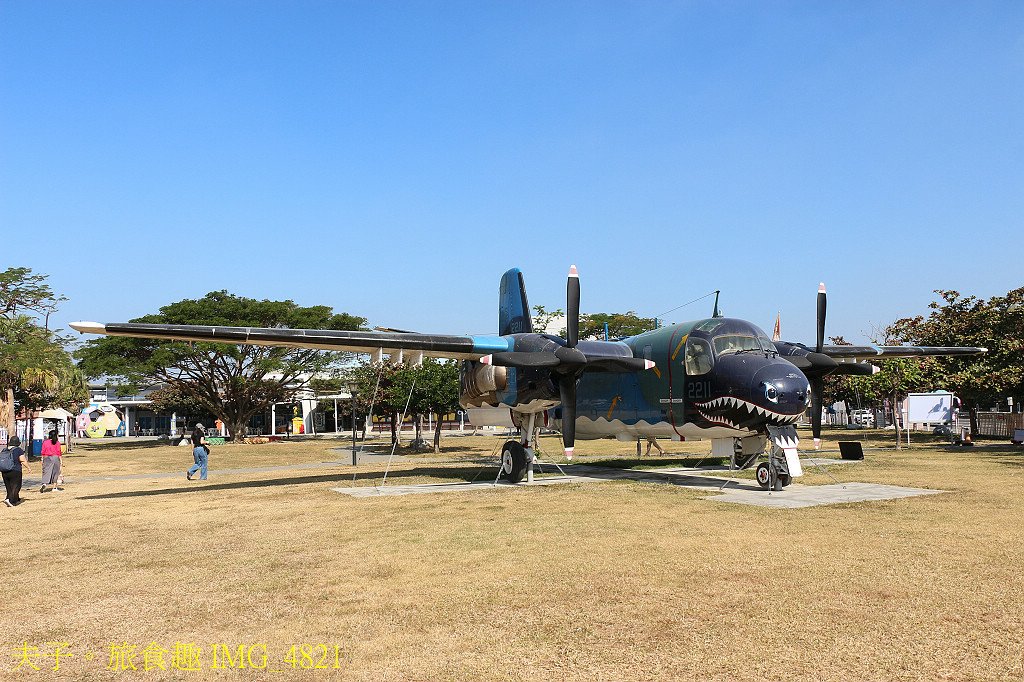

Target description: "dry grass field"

left=2, top=430, right=1023, bottom=681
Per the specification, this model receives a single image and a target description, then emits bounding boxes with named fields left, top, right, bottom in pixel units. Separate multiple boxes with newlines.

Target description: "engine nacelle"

left=459, top=360, right=508, bottom=408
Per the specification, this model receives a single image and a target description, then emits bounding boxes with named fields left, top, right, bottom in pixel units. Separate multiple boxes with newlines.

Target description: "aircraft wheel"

left=755, top=462, right=772, bottom=490
left=501, top=441, right=529, bottom=483
left=778, top=472, right=792, bottom=488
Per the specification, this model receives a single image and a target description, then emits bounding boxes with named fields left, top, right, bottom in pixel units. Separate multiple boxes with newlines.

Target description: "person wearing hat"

left=186, top=423, right=210, bottom=481
left=2, top=437, right=31, bottom=507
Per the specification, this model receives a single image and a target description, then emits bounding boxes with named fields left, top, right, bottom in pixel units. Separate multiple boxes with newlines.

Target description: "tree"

left=349, top=361, right=405, bottom=444
left=0, top=268, right=86, bottom=434
left=578, top=311, right=657, bottom=340
left=531, top=305, right=563, bottom=334
left=0, top=266, right=65, bottom=322
left=887, top=287, right=1024, bottom=436
left=531, top=305, right=657, bottom=340
left=408, top=359, right=460, bottom=453
left=76, top=291, right=366, bottom=442
left=147, top=384, right=211, bottom=418
left=348, top=358, right=460, bottom=452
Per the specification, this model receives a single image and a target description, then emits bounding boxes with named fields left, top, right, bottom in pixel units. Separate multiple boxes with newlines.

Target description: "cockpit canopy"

left=684, top=319, right=777, bottom=376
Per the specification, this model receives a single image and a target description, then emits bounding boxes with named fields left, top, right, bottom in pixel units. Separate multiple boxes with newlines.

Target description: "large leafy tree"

left=0, top=268, right=87, bottom=433
left=75, top=291, right=366, bottom=441
left=887, top=287, right=1024, bottom=436
left=824, top=335, right=937, bottom=412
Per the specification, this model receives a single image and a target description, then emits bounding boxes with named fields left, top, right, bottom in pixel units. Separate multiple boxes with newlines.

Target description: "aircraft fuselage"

left=465, top=317, right=810, bottom=442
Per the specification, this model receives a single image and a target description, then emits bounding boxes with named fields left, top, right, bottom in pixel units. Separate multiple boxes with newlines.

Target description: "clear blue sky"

left=2, top=1, right=1021, bottom=344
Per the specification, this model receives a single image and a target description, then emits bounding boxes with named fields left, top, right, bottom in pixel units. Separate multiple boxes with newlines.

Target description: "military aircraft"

left=70, top=267, right=985, bottom=490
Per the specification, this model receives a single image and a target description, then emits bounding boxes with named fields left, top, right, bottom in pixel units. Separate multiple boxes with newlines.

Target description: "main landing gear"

left=500, top=440, right=530, bottom=484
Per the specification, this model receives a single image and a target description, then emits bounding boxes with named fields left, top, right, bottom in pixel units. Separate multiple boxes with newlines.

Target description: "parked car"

left=851, top=409, right=875, bottom=427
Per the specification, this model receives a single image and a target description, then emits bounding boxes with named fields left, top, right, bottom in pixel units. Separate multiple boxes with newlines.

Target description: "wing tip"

left=69, top=321, right=105, bottom=335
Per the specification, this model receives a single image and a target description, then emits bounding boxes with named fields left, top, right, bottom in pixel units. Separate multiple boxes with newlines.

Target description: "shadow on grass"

left=970, top=449, right=1024, bottom=468
left=76, top=466, right=502, bottom=500
left=582, top=456, right=729, bottom=470
left=75, top=440, right=174, bottom=451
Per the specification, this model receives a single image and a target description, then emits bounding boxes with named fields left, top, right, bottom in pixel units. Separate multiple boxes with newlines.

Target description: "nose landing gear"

left=755, top=458, right=792, bottom=491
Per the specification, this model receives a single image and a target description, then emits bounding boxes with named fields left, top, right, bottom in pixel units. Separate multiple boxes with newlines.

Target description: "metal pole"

left=351, top=395, right=358, bottom=466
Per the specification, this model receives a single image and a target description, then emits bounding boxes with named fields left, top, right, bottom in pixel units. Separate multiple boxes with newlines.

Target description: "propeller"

left=482, top=265, right=655, bottom=460
left=558, top=265, right=582, bottom=458
left=811, top=283, right=827, bottom=449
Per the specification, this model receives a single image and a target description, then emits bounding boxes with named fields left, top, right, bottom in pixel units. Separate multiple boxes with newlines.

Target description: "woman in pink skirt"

left=40, top=430, right=64, bottom=493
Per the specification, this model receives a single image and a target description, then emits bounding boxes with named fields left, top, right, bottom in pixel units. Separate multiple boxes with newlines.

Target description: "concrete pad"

left=709, top=482, right=943, bottom=508
left=328, top=462, right=942, bottom=508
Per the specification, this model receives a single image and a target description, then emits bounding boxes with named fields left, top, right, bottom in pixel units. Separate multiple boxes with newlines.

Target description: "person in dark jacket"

left=3, top=436, right=31, bottom=507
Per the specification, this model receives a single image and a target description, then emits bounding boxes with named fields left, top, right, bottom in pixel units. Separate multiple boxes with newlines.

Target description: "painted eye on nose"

left=763, top=383, right=779, bottom=403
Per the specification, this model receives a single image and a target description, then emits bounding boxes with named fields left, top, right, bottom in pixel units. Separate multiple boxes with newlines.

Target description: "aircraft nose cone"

left=751, top=364, right=810, bottom=419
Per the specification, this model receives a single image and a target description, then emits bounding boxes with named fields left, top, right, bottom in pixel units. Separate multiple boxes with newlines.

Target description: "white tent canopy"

left=39, top=408, right=74, bottom=420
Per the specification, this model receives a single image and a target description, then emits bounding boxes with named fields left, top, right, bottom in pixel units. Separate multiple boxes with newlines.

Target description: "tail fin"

left=498, top=268, right=533, bottom=335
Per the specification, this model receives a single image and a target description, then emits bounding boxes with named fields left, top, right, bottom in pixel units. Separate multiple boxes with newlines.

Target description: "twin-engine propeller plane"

left=71, top=267, right=985, bottom=491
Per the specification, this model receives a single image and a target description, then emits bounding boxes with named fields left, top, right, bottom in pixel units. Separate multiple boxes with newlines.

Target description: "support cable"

left=377, top=378, right=416, bottom=490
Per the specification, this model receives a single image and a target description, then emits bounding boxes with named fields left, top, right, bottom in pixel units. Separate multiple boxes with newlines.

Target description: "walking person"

left=644, top=436, right=666, bottom=456
left=186, top=423, right=209, bottom=481
left=2, top=437, right=31, bottom=507
left=40, top=430, right=64, bottom=493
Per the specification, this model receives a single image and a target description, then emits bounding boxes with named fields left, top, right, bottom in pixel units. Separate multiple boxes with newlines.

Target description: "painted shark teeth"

left=693, top=396, right=802, bottom=427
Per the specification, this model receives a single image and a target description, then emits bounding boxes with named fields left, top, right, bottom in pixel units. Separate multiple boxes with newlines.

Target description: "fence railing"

left=957, top=412, right=1023, bottom=438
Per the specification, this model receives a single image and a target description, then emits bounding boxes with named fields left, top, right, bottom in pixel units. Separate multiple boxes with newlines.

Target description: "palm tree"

left=0, top=315, right=86, bottom=436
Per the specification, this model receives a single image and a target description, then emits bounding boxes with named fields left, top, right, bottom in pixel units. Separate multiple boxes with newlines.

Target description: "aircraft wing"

left=68, top=321, right=513, bottom=361
left=818, top=344, right=987, bottom=361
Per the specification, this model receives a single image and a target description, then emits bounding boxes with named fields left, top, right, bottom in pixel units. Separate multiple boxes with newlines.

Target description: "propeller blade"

left=559, top=376, right=577, bottom=459
left=566, top=265, right=580, bottom=348
left=480, top=352, right=561, bottom=368
left=816, top=282, right=827, bottom=353
left=810, top=376, right=823, bottom=450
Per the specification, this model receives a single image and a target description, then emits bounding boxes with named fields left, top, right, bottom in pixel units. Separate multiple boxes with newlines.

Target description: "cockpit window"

left=684, top=337, right=713, bottom=375
left=713, top=334, right=761, bottom=356
left=758, top=335, right=777, bottom=354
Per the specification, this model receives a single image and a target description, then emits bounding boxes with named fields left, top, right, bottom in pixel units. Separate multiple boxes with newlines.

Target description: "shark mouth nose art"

left=693, top=396, right=802, bottom=429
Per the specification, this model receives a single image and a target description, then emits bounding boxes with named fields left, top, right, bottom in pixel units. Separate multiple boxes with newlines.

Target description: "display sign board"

left=907, top=392, right=954, bottom=424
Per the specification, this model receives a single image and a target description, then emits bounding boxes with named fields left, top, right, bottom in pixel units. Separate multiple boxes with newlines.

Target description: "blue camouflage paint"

left=470, top=335, right=515, bottom=354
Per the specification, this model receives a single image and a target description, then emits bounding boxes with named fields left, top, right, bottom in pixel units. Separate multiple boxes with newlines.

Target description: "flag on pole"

left=772, top=313, right=781, bottom=341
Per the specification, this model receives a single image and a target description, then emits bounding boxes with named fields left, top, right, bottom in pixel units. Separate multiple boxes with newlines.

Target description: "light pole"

left=347, top=384, right=358, bottom=466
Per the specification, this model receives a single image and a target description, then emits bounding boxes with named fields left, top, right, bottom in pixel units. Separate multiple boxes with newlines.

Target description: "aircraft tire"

left=755, top=462, right=772, bottom=490
left=501, top=441, right=529, bottom=484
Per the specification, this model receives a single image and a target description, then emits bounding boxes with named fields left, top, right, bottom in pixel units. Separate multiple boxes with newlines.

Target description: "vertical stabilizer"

left=498, top=268, right=533, bottom=335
